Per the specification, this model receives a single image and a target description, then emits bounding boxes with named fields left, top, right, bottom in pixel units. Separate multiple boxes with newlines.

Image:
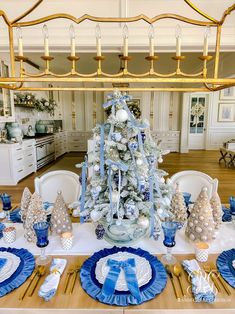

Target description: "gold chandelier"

left=0, top=0, right=235, bottom=92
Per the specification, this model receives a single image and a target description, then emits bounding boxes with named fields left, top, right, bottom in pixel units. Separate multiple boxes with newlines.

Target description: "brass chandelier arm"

left=0, top=10, right=11, bottom=26
left=204, top=82, right=235, bottom=92
left=23, top=70, right=99, bottom=78
left=12, top=13, right=217, bottom=28
left=0, top=82, right=23, bottom=90
left=11, top=0, right=44, bottom=24
left=17, top=86, right=209, bottom=92
left=220, top=3, right=235, bottom=25
left=184, top=0, right=219, bottom=23
left=2, top=77, right=235, bottom=84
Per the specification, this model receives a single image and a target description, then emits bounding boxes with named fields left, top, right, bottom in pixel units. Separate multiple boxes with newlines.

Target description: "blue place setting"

left=217, top=249, right=235, bottom=289
left=80, top=246, right=167, bottom=306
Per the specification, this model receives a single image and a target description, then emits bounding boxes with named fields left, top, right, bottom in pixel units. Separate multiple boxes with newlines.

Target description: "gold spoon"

left=165, top=265, right=180, bottom=300
left=173, top=264, right=186, bottom=297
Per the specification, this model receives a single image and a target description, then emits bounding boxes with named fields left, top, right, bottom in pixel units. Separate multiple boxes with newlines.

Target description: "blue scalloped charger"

left=80, top=246, right=167, bottom=306
left=217, top=248, right=235, bottom=288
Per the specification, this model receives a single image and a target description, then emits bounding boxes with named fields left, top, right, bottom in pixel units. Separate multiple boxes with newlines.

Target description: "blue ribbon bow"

left=102, top=258, right=141, bottom=302
left=100, top=124, right=105, bottom=178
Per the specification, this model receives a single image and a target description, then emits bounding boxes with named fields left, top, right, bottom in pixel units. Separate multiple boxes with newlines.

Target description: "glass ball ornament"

left=136, top=158, right=143, bottom=166
left=116, top=109, right=129, bottom=122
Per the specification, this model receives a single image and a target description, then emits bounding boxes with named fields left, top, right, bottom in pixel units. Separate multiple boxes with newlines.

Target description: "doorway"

left=188, top=94, right=208, bottom=149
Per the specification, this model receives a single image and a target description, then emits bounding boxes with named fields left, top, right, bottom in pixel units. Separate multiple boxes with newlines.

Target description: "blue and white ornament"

left=143, top=190, right=150, bottom=201
left=111, top=132, right=122, bottom=142
left=124, top=199, right=138, bottom=219
left=152, top=227, right=160, bottom=240
left=128, top=139, right=138, bottom=151
left=141, top=131, right=146, bottom=143
left=138, top=176, right=146, bottom=192
left=147, top=154, right=156, bottom=165
left=95, top=224, right=105, bottom=240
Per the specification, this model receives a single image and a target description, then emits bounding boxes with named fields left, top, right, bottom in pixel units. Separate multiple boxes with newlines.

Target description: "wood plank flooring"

left=0, top=150, right=234, bottom=204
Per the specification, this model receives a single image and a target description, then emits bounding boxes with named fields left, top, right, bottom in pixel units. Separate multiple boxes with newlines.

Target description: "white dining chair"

left=170, top=170, right=218, bottom=201
left=34, top=170, right=81, bottom=204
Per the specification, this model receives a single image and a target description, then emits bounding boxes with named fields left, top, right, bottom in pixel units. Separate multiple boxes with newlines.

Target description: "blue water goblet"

left=0, top=193, right=12, bottom=221
left=161, top=221, right=178, bottom=265
left=33, top=221, right=51, bottom=265
left=229, top=196, right=235, bottom=215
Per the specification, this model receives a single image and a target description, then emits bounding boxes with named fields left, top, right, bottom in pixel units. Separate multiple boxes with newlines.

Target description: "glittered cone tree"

left=210, top=192, right=223, bottom=231
left=24, top=192, right=47, bottom=242
left=51, top=191, right=72, bottom=235
left=20, top=187, right=32, bottom=226
left=77, top=91, right=172, bottom=244
left=169, top=183, right=187, bottom=225
left=185, top=187, right=215, bottom=242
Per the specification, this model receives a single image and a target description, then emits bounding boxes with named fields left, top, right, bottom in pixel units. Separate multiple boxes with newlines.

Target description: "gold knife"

left=19, top=267, right=39, bottom=300
left=28, top=266, right=45, bottom=297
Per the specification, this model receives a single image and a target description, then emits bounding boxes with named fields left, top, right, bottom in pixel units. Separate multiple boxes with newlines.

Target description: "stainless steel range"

left=35, top=135, right=55, bottom=169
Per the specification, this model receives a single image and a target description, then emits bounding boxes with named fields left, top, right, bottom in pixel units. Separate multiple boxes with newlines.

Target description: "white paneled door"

left=188, top=95, right=208, bottom=150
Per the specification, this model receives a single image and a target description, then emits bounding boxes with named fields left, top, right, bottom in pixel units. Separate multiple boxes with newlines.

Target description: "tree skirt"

left=80, top=246, right=167, bottom=306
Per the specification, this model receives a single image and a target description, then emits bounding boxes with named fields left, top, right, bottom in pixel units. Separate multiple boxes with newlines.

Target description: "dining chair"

left=170, top=170, right=218, bottom=202
left=34, top=170, right=81, bottom=204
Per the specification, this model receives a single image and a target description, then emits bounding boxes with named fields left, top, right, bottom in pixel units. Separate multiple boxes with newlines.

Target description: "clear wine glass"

left=161, top=221, right=178, bottom=265
left=33, top=221, right=51, bottom=265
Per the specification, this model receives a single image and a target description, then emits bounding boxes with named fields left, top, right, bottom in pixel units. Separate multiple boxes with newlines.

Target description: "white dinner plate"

left=0, top=252, right=21, bottom=283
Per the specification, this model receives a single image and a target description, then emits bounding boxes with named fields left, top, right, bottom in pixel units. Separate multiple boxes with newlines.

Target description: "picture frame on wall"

left=218, top=103, right=234, bottom=122
left=220, top=87, right=235, bottom=100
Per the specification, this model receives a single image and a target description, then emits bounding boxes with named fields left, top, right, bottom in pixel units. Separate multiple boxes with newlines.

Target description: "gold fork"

left=203, top=265, right=220, bottom=293
left=28, top=266, right=46, bottom=297
left=19, top=266, right=39, bottom=300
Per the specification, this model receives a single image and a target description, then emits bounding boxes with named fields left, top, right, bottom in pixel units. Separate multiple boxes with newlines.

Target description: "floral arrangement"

left=14, top=92, right=57, bottom=116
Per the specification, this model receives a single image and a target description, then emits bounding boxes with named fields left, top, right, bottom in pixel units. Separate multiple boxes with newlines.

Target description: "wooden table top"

left=0, top=254, right=234, bottom=313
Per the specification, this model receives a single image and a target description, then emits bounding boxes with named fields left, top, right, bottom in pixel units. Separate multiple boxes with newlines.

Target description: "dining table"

left=0, top=221, right=234, bottom=314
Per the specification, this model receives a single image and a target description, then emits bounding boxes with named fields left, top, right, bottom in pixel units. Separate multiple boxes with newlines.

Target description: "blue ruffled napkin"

left=182, top=259, right=215, bottom=303
left=38, top=258, right=67, bottom=301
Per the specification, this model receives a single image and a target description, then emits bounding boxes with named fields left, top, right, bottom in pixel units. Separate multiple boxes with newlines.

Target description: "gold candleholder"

left=15, top=55, right=28, bottom=77
left=119, top=55, right=132, bottom=75
left=93, top=56, right=105, bottom=75
left=172, top=55, right=186, bottom=74
left=145, top=55, right=159, bottom=73
left=67, top=55, right=80, bottom=74
left=41, top=55, right=54, bottom=74
left=198, top=55, right=213, bottom=77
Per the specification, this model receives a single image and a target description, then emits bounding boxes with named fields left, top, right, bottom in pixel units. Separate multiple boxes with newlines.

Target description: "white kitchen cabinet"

left=67, top=131, right=92, bottom=152
left=54, top=131, right=67, bottom=159
left=0, top=139, right=36, bottom=185
left=151, top=131, right=180, bottom=152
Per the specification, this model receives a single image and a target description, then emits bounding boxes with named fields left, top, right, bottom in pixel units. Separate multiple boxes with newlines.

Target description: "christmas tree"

left=24, top=192, right=47, bottom=242
left=51, top=191, right=72, bottom=235
left=185, top=187, right=215, bottom=242
left=77, top=91, right=172, bottom=244
left=210, top=192, right=223, bottom=231
left=169, top=183, right=187, bottom=225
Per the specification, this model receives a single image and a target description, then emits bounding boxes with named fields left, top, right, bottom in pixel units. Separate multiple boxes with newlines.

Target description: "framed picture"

left=220, top=87, right=235, bottom=100
left=218, top=103, right=234, bottom=122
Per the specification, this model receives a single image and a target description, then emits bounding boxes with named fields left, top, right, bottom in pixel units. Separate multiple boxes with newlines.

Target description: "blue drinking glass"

left=161, top=221, right=178, bottom=265
left=0, top=193, right=12, bottom=221
left=229, top=196, right=235, bottom=215
left=33, top=221, right=51, bottom=265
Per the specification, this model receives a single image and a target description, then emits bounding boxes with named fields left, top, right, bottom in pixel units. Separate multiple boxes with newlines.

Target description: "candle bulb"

left=69, top=24, right=76, bottom=56
left=95, top=24, right=101, bottom=57
left=16, top=27, right=23, bottom=56
left=148, top=24, right=155, bottom=57
left=42, top=24, right=49, bottom=57
left=203, top=26, right=210, bottom=57
left=175, top=24, right=182, bottom=57
left=123, top=24, right=129, bottom=57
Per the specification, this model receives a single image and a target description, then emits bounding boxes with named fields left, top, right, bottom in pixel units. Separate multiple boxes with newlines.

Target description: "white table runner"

left=0, top=222, right=234, bottom=256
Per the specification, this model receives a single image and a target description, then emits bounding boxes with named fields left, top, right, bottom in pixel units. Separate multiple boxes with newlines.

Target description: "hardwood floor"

left=0, top=150, right=234, bottom=204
